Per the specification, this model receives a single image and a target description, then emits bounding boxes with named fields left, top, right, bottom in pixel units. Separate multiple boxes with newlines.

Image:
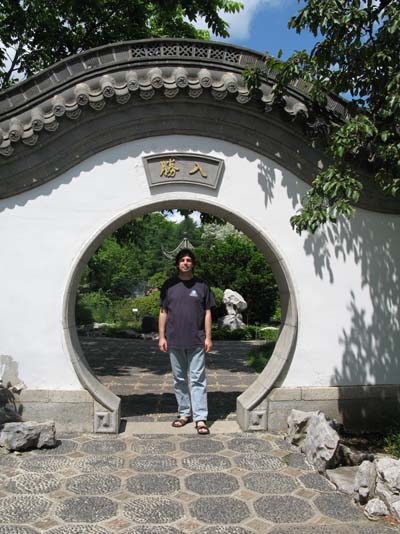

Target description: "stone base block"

left=266, top=385, right=400, bottom=432
left=239, top=385, right=400, bottom=433
left=15, top=390, right=94, bottom=433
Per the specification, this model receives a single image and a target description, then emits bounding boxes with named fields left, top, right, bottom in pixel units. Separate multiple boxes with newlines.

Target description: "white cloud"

left=193, top=0, right=283, bottom=41
left=189, top=211, right=201, bottom=226
left=165, top=210, right=185, bottom=224
left=164, top=210, right=201, bottom=226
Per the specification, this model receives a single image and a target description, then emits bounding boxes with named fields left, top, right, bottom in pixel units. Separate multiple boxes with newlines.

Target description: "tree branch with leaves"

left=245, top=0, right=400, bottom=233
left=0, top=0, right=243, bottom=90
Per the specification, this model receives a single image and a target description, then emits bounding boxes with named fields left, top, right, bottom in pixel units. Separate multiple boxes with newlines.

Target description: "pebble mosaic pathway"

left=0, top=431, right=397, bottom=532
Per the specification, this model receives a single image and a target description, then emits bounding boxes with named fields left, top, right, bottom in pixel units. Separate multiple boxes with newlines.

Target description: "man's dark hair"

left=175, top=248, right=196, bottom=266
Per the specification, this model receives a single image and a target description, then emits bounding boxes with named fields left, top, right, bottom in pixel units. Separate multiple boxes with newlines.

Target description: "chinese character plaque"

left=143, top=153, right=224, bottom=189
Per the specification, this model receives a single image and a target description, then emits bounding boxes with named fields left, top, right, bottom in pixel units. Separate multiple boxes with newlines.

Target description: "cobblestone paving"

left=81, top=338, right=261, bottom=422
left=0, top=432, right=397, bottom=533
left=1, top=338, right=394, bottom=531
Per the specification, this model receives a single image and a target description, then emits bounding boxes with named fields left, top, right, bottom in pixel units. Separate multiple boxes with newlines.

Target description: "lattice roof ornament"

left=162, top=234, right=194, bottom=260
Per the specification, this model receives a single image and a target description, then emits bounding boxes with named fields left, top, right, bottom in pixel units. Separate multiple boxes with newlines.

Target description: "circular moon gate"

left=63, top=196, right=297, bottom=432
left=1, top=40, right=399, bottom=433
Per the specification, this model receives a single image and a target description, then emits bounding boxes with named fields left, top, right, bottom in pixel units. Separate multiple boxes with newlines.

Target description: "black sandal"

left=195, top=421, right=210, bottom=435
left=172, top=416, right=191, bottom=428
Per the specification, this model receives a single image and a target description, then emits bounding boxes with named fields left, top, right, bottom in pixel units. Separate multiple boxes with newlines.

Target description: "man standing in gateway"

left=158, top=248, right=215, bottom=435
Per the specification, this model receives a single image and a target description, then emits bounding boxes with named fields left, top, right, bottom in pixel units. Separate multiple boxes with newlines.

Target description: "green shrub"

left=75, top=300, right=93, bottom=325
left=210, top=287, right=225, bottom=320
left=76, top=290, right=113, bottom=324
left=384, top=430, right=400, bottom=458
left=131, top=291, right=161, bottom=317
left=112, top=298, right=137, bottom=324
left=212, top=326, right=253, bottom=340
left=212, top=325, right=279, bottom=341
left=245, top=326, right=280, bottom=342
left=211, top=287, right=224, bottom=306
left=246, top=343, right=275, bottom=373
left=271, top=303, right=282, bottom=323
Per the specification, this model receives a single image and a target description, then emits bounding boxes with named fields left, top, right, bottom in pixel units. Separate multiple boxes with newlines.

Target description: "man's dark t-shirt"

left=160, top=276, right=215, bottom=348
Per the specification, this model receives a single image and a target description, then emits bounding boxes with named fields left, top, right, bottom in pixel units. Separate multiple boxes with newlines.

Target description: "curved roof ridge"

left=0, top=38, right=347, bottom=121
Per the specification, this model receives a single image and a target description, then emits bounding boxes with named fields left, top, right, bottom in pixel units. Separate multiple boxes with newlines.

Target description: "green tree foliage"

left=82, top=213, right=202, bottom=298
left=76, top=214, right=279, bottom=326
left=196, top=234, right=279, bottom=323
left=245, top=0, right=400, bottom=233
left=0, top=0, right=243, bottom=89
left=114, top=213, right=202, bottom=287
left=87, top=235, right=142, bottom=297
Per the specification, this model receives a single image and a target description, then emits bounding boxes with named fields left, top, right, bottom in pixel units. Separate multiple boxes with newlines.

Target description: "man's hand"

left=159, top=336, right=168, bottom=352
left=205, top=338, right=212, bottom=353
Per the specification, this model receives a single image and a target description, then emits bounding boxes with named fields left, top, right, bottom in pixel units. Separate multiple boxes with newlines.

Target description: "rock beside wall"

left=287, top=409, right=339, bottom=473
left=287, top=410, right=400, bottom=521
left=0, top=421, right=56, bottom=451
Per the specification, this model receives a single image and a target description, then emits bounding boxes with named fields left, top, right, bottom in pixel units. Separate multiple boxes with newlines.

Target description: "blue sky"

left=170, top=1, right=317, bottom=225
left=201, top=0, right=317, bottom=58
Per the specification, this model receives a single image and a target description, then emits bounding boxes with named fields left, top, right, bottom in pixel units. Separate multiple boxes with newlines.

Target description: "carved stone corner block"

left=248, top=409, right=268, bottom=431
left=94, top=410, right=119, bottom=433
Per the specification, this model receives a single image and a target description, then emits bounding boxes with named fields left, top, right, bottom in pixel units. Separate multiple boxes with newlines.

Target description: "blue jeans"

left=169, top=346, right=208, bottom=422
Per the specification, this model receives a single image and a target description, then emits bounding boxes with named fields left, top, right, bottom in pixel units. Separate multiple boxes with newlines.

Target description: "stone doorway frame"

left=62, top=197, right=298, bottom=433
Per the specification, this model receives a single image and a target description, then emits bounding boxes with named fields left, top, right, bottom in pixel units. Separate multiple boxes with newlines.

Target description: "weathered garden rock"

left=222, top=289, right=247, bottom=315
left=300, top=412, right=340, bottom=473
left=219, top=289, right=247, bottom=331
left=326, top=466, right=358, bottom=495
left=354, top=460, right=376, bottom=504
left=374, top=458, right=400, bottom=520
left=376, top=479, right=395, bottom=507
left=364, top=498, right=389, bottom=520
left=0, top=421, right=56, bottom=451
left=391, top=499, right=400, bottom=520
left=376, top=457, right=400, bottom=494
left=0, top=405, right=22, bottom=425
left=287, top=409, right=318, bottom=445
left=336, top=443, right=374, bottom=466
left=0, top=384, right=22, bottom=425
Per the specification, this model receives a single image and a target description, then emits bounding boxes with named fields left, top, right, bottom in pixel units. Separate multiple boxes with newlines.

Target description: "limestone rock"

left=287, top=409, right=318, bottom=445
left=354, top=460, right=376, bottom=504
left=376, top=457, right=400, bottom=494
left=222, top=289, right=247, bottom=314
left=364, top=498, right=389, bottom=520
left=375, top=458, right=400, bottom=519
left=391, top=499, right=400, bottom=520
left=300, top=412, right=340, bottom=473
left=219, top=289, right=247, bottom=331
left=0, top=405, right=22, bottom=425
left=219, top=314, right=246, bottom=331
left=376, top=478, right=396, bottom=507
left=0, top=421, right=56, bottom=451
left=336, top=443, right=374, bottom=467
left=0, top=384, right=22, bottom=425
left=326, top=466, right=358, bottom=495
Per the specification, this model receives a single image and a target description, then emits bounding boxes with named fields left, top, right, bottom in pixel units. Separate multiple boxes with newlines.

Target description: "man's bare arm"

left=158, top=308, right=168, bottom=352
left=204, top=309, right=212, bottom=353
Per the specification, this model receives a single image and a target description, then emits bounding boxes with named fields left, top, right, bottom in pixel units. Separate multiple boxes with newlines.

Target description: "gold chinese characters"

left=159, top=159, right=207, bottom=179
left=189, top=162, right=207, bottom=177
left=160, top=158, right=180, bottom=177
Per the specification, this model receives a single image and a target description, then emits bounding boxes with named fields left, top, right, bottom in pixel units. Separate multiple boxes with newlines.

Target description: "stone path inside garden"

left=0, top=338, right=396, bottom=533
left=82, top=338, right=262, bottom=422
